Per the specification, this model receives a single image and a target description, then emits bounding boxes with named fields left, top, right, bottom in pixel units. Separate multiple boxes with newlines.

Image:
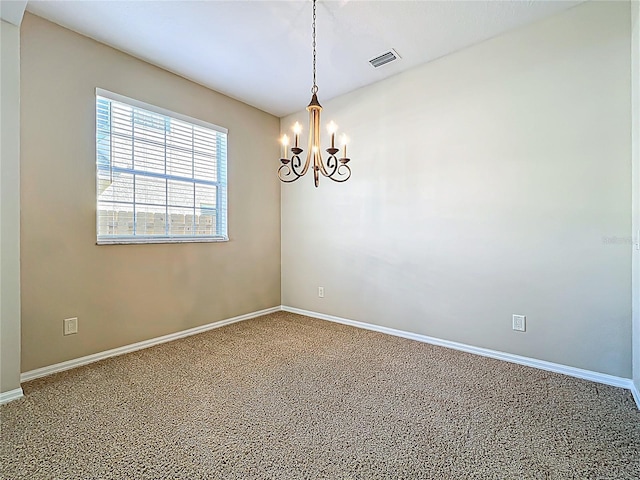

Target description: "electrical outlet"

left=318, top=286, right=324, bottom=298
left=512, top=314, right=526, bottom=332
left=64, top=317, right=78, bottom=336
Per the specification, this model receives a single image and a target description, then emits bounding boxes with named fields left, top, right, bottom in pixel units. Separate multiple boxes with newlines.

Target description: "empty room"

left=1, top=0, right=639, bottom=478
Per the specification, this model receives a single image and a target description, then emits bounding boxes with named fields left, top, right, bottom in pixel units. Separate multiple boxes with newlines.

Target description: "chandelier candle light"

left=278, top=0, right=352, bottom=187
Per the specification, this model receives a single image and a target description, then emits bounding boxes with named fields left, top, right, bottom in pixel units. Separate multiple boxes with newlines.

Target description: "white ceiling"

left=0, top=0, right=27, bottom=25
left=25, top=0, right=584, bottom=117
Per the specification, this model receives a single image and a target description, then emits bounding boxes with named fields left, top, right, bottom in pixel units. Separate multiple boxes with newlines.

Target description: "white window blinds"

left=95, top=89, right=228, bottom=244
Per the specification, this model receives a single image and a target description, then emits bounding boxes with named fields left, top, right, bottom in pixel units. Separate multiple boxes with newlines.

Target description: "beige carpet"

left=1, top=311, right=639, bottom=479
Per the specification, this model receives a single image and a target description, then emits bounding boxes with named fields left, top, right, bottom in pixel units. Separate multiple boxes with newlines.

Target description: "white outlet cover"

left=64, top=317, right=78, bottom=335
left=512, top=314, right=526, bottom=332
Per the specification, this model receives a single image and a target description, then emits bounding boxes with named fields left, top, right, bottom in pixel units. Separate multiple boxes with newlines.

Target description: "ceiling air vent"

left=369, top=49, right=401, bottom=68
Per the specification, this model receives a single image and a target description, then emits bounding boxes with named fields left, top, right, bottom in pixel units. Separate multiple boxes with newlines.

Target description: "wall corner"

left=0, top=19, right=23, bottom=395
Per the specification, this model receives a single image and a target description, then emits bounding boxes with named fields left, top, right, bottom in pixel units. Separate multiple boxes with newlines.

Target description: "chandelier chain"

left=311, top=0, right=318, bottom=94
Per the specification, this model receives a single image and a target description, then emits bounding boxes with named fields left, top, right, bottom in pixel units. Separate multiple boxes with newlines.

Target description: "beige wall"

left=20, top=13, right=281, bottom=372
left=282, top=1, right=632, bottom=378
left=0, top=20, right=22, bottom=393
left=632, top=0, right=640, bottom=394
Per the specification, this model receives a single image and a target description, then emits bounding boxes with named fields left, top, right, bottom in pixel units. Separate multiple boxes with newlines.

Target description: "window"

left=95, top=88, right=228, bottom=244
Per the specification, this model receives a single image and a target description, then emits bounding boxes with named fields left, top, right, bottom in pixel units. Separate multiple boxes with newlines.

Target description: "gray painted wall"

left=281, top=1, right=632, bottom=378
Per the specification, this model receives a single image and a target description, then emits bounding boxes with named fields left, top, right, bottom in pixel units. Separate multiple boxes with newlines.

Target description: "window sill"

left=97, top=236, right=229, bottom=245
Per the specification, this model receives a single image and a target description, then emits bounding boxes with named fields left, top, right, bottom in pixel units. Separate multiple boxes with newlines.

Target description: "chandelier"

left=278, top=0, right=352, bottom=188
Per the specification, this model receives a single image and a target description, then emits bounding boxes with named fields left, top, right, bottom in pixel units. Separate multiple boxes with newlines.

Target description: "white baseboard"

left=16, top=304, right=640, bottom=412
left=0, top=387, right=24, bottom=405
left=21, top=306, right=281, bottom=383
left=631, top=382, right=640, bottom=410
left=282, top=306, right=638, bottom=399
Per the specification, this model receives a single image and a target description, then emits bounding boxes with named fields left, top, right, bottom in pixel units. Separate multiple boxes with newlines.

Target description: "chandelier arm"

left=278, top=151, right=310, bottom=182
left=297, top=153, right=312, bottom=176
left=291, top=152, right=310, bottom=177
left=326, top=164, right=352, bottom=182
left=278, top=164, right=302, bottom=182
left=321, top=153, right=339, bottom=178
left=317, top=152, right=332, bottom=177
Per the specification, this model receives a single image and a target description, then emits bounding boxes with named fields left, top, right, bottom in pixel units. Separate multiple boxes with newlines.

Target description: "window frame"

left=95, top=88, right=229, bottom=245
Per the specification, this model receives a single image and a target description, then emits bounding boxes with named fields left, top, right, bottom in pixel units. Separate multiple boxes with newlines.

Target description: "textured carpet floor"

left=1, top=311, right=639, bottom=479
